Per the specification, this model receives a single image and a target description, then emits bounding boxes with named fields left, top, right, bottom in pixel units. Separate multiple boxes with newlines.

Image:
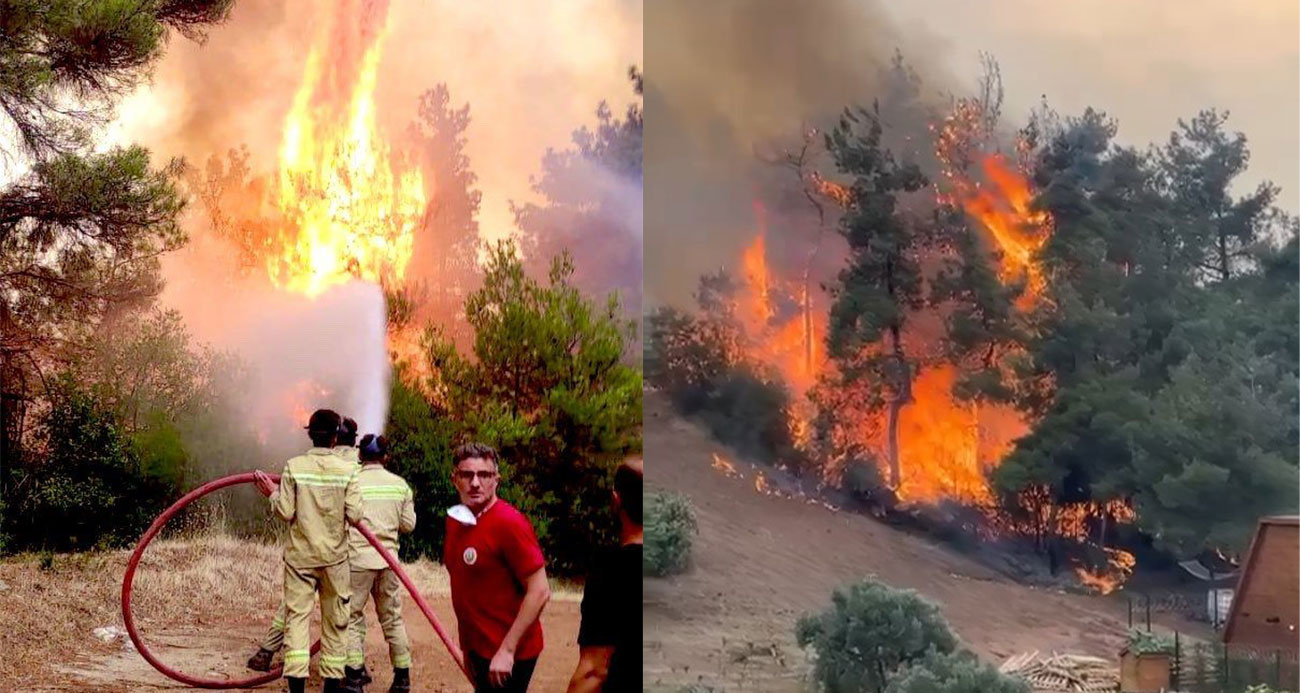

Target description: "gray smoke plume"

left=644, top=0, right=961, bottom=310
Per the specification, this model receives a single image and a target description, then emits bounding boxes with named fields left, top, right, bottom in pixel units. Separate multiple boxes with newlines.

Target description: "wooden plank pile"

left=999, top=651, right=1120, bottom=692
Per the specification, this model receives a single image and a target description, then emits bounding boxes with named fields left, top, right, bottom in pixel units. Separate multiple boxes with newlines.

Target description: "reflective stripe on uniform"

left=346, top=652, right=365, bottom=667
left=320, top=654, right=348, bottom=667
left=360, top=487, right=409, bottom=500
left=284, top=649, right=310, bottom=662
left=271, top=617, right=285, bottom=630
left=393, top=653, right=412, bottom=668
left=289, top=471, right=355, bottom=487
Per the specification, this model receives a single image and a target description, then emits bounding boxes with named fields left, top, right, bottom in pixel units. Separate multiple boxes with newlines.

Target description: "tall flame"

left=270, top=8, right=426, bottom=297
left=961, top=155, right=1049, bottom=309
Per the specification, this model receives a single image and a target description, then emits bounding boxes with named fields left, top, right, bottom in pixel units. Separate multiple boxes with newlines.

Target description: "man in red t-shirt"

left=444, top=443, right=551, bottom=691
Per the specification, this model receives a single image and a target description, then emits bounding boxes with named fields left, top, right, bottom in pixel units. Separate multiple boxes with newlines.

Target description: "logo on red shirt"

left=463, top=546, right=478, bottom=565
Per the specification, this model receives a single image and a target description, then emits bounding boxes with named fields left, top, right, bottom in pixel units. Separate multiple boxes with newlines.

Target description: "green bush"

left=1126, top=629, right=1174, bottom=655
left=384, top=376, right=459, bottom=563
left=646, top=304, right=804, bottom=469
left=698, top=368, right=799, bottom=465
left=645, top=490, right=698, bottom=576
left=422, top=243, right=642, bottom=577
left=842, top=457, right=886, bottom=502
left=796, top=580, right=958, bottom=693
left=885, top=651, right=1029, bottom=693
left=8, top=383, right=181, bottom=551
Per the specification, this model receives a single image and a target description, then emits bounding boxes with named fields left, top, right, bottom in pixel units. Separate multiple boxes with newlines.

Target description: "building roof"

left=1222, top=516, right=1299, bottom=649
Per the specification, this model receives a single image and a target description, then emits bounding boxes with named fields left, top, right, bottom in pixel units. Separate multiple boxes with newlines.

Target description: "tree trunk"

left=1217, top=227, right=1230, bottom=281
left=886, top=395, right=903, bottom=490
left=801, top=280, right=813, bottom=376
left=885, top=324, right=912, bottom=490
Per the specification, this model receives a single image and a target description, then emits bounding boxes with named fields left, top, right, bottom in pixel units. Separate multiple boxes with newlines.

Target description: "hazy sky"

left=883, top=0, right=1299, bottom=213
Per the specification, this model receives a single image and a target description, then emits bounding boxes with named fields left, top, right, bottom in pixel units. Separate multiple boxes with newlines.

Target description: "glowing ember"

left=1075, top=547, right=1137, bottom=595
left=268, top=5, right=426, bottom=297
left=712, top=453, right=741, bottom=478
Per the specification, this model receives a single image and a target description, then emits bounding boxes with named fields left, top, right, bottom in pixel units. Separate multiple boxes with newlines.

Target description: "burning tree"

left=821, top=104, right=929, bottom=491
left=994, top=107, right=1299, bottom=562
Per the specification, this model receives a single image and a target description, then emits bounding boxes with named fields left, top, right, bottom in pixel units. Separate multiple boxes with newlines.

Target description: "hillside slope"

left=644, top=392, right=1182, bottom=692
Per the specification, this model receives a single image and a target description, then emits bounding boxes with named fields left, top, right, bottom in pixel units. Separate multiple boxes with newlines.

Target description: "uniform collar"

left=308, top=447, right=334, bottom=455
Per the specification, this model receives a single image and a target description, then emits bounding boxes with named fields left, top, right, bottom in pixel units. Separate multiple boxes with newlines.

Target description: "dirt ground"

left=0, top=536, right=581, bottom=692
left=643, top=392, right=1207, bottom=692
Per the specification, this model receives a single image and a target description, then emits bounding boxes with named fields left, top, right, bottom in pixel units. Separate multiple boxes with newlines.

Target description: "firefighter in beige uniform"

left=343, top=434, right=416, bottom=693
left=248, top=417, right=362, bottom=672
left=254, top=409, right=363, bottom=693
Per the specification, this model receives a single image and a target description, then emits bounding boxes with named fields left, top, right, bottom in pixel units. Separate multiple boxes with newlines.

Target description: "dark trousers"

left=467, top=652, right=538, bottom=692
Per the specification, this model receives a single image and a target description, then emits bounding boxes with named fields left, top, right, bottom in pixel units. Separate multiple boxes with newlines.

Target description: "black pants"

left=467, top=652, right=538, bottom=692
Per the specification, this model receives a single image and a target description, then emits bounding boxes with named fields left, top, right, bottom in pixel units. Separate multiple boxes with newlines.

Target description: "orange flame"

left=893, top=365, right=1029, bottom=504
left=736, top=207, right=827, bottom=396
left=268, top=6, right=426, bottom=297
left=712, top=453, right=741, bottom=478
left=1075, top=547, right=1137, bottom=595
left=961, top=155, right=1050, bottom=309
left=285, top=379, right=333, bottom=428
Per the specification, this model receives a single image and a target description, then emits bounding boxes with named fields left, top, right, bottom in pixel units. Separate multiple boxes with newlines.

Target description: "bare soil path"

left=0, top=536, right=580, bottom=692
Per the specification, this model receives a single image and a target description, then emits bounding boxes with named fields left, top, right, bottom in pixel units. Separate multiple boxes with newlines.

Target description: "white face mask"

left=448, top=504, right=477, bottom=526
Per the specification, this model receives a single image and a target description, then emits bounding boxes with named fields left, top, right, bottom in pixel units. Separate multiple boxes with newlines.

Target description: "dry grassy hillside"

left=643, top=392, right=1204, bottom=692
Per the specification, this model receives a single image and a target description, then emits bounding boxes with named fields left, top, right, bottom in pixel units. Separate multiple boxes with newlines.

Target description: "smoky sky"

left=644, top=0, right=1298, bottom=311
left=644, top=0, right=959, bottom=310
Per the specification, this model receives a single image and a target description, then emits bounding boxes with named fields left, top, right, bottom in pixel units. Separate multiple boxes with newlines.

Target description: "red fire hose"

left=121, top=472, right=473, bottom=689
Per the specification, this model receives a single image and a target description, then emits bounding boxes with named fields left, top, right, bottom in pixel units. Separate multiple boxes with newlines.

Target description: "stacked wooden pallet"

left=999, top=651, right=1120, bottom=692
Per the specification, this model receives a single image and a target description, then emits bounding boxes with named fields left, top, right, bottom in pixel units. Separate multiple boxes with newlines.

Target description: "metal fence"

left=1171, top=633, right=1299, bottom=692
left=1126, top=594, right=1299, bottom=693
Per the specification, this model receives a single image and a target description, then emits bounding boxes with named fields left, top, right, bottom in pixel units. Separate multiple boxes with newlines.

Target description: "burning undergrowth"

left=647, top=53, right=1138, bottom=594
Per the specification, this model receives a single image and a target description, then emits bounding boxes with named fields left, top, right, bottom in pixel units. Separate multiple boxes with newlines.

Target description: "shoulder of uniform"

left=387, top=469, right=412, bottom=489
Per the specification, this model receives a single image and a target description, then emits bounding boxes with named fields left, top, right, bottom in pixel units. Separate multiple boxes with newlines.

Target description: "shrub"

left=645, top=490, right=698, bottom=576
left=885, top=651, right=1029, bottom=693
left=796, top=580, right=958, bottom=693
left=383, top=376, right=459, bottom=562
left=842, top=456, right=887, bottom=502
left=422, top=243, right=642, bottom=577
left=8, top=383, right=180, bottom=551
left=1126, top=629, right=1174, bottom=655
left=698, top=368, right=799, bottom=465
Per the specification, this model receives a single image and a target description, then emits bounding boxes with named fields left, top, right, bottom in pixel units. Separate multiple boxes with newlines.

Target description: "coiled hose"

left=121, top=472, right=472, bottom=689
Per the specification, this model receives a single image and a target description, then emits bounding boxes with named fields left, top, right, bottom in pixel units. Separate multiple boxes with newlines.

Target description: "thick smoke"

left=644, top=0, right=959, bottom=309
left=104, top=0, right=639, bottom=463
left=233, top=282, right=391, bottom=440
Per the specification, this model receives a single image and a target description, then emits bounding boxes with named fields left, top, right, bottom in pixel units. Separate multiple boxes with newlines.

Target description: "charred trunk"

left=885, top=323, right=912, bottom=490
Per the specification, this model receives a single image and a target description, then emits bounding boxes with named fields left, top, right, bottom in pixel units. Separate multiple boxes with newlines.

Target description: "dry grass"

left=0, top=534, right=283, bottom=685
left=0, top=533, right=581, bottom=686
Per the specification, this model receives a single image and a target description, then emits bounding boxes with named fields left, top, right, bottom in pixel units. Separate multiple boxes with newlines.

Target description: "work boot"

left=388, top=667, right=410, bottom=693
left=322, top=678, right=345, bottom=693
left=247, top=647, right=275, bottom=672
left=286, top=677, right=306, bottom=693
left=359, top=664, right=372, bottom=685
left=344, top=665, right=368, bottom=691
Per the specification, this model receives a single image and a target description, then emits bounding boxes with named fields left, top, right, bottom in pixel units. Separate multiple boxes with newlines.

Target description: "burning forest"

left=1, top=0, right=644, bottom=591
left=646, top=47, right=1298, bottom=596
